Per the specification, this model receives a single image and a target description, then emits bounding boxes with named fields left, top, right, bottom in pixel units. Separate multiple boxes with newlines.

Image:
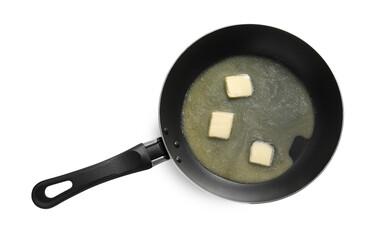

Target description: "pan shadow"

left=161, top=159, right=225, bottom=202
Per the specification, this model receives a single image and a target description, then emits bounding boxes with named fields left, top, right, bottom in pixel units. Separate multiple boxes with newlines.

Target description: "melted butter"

left=182, top=56, right=315, bottom=183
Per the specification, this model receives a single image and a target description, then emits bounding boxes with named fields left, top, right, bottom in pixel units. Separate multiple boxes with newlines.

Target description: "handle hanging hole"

left=45, top=181, right=73, bottom=198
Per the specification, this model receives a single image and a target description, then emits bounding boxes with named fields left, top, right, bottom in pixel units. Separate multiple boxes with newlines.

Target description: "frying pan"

left=32, top=24, right=343, bottom=208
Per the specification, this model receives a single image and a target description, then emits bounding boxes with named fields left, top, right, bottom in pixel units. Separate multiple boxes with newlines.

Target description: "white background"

left=1, top=1, right=377, bottom=239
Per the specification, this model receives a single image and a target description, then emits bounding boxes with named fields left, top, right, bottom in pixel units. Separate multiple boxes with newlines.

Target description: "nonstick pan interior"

left=159, top=24, right=343, bottom=202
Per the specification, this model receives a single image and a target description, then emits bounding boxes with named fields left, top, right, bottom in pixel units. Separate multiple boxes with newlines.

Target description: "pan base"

left=182, top=55, right=315, bottom=183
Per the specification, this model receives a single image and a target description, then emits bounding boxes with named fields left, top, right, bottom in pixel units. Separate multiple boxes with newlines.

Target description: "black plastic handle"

left=32, top=138, right=168, bottom=209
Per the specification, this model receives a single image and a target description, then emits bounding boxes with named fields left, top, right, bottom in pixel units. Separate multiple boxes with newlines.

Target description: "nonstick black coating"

left=159, top=24, right=343, bottom=202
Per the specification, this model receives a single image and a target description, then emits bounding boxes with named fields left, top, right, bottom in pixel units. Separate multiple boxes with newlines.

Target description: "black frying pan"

left=32, top=24, right=343, bottom=208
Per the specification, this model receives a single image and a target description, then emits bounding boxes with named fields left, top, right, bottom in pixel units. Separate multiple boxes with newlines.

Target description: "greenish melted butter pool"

left=182, top=56, right=315, bottom=183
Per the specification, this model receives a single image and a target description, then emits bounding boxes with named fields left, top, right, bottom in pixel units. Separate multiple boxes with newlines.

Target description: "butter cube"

left=225, top=74, right=253, bottom=98
left=249, top=141, right=275, bottom=166
left=208, top=111, right=234, bottom=140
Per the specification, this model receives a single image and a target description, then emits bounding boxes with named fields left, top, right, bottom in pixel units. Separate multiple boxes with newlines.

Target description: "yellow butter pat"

left=208, top=111, right=234, bottom=140
left=225, top=74, right=253, bottom=98
left=249, top=141, right=275, bottom=166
